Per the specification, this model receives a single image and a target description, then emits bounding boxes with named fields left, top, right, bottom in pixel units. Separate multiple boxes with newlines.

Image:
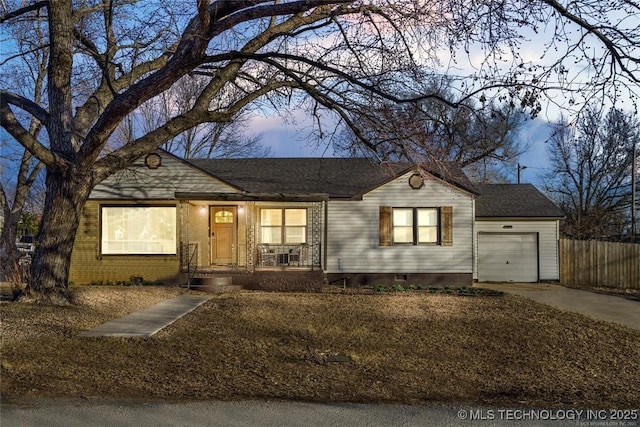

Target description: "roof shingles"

left=475, top=184, right=564, bottom=218
left=185, top=155, right=561, bottom=218
left=189, top=157, right=476, bottom=198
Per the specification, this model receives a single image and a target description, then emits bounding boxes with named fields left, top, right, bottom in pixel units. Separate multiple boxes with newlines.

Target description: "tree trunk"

left=0, top=208, right=24, bottom=284
left=25, top=171, right=92, bottom=304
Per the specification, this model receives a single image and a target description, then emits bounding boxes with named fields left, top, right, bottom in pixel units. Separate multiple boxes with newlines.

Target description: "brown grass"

left=1, top=286, right=639, bottom=408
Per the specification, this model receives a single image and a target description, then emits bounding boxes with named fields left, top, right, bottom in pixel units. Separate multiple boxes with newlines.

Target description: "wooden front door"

left=210, top=206, right=236, bottom=265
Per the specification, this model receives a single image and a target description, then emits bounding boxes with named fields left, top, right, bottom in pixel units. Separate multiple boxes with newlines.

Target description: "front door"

left=210, top=206, right=236, bottom=265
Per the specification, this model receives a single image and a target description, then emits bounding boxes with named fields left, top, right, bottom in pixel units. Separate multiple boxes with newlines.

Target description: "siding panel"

left=326, top=172, right=474, bottom=274
left=90, top=152, right=235, bottom=199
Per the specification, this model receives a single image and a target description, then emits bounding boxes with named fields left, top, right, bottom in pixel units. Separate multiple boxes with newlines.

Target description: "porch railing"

left=180, top=242, right=198, bottom=288
left=257, top=243, right=320, bottom=268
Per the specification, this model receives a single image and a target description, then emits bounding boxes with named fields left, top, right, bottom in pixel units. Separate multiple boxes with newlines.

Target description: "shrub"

left=86, top=277, right=161, bottom=287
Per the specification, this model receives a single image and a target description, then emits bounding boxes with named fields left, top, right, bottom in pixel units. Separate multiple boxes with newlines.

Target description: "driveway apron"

left=475, top=282, right=640, bottom=331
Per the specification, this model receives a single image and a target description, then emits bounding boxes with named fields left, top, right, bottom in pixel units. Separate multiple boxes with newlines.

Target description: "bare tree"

left=0, top=8, right=46, bottom=283
left=0, top=1, right=638, bottom=303
left=136, top=75, right=271, bottom=158
left=334, top=80, right=527, bottom=181
left=544, top=107, right=639, bottom=240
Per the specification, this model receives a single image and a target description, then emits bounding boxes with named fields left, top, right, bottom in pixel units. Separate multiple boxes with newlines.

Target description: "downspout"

left=472, top=197, right=476, bottom=282
left=556, top=218, right=561, bottom=281
left=323, top=199, right=328, bottom=274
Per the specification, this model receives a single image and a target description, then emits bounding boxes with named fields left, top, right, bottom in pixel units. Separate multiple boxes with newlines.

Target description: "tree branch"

left=0, top=90, right=50, bottom=126
left=0, top=96, right=61, bottom=169
left=80, top=1, right=351, bottom=171
left=541, top=0, right=639, bottom=83
left=0, top=1, right=48, bottom=24
left=210, top=51, right=462, bottom=108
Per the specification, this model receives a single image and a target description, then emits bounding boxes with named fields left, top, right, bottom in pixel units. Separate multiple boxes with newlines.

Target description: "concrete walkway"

left=79, top=294, right=211, bottom=338
left=475, top=282, right=640, bottom=331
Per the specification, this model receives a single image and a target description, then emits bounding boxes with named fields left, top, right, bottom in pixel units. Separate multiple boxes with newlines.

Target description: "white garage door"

left=478, top=233, right=538, bottom=282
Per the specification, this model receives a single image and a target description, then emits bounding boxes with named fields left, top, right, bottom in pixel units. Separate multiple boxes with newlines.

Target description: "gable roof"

left=475, top=184, right=564, bottom=218
left=189, top=157, right=477, bottom=199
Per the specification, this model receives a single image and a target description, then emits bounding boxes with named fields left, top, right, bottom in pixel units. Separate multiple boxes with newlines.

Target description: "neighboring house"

left=68, top=150, right=562, bottom=288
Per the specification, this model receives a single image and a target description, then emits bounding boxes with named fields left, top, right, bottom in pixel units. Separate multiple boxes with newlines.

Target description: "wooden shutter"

left=441, top=206, right=453, bottom=246
left=379, top=206, right=392, bottom=246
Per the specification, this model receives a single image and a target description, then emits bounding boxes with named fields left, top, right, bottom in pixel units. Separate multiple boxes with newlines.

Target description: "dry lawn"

left=1, top=286, right=639, bottom=408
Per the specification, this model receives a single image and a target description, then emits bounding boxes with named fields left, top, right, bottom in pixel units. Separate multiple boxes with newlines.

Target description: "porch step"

left=182, top=270, right=325, bottom=292
left=246, top=270, right=324, bottom=292
left=185, top=276, right=243, bottom=293
left=188, top=284, right=243, bottom=293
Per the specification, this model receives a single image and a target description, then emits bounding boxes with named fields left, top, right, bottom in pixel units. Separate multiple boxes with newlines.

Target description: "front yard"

left=1, top=286, right=639, bottom=408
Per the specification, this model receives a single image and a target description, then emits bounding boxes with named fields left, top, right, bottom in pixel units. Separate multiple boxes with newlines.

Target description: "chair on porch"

left=258, top=244, right=276, bottom=266
left=288, top=243, right=308, bottom=266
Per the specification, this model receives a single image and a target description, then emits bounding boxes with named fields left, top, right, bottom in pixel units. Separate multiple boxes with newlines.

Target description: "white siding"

left=90, top=152, right=235, bottom=199
left=474, top=219, right=560, bottom=281
left=326, top=172, right=474, bottom=274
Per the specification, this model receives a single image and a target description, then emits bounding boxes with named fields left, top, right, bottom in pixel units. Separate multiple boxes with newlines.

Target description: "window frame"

left=391, top=207, right=440, bottom=245
left=100, top=205, right=177, bottom=255
left=260, top=208, right=308, bottom=245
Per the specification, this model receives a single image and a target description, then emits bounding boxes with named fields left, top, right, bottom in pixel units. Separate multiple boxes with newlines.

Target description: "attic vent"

left=144, top=153, right=162, bottom=169
left=408, top=174, right=424, bottom=189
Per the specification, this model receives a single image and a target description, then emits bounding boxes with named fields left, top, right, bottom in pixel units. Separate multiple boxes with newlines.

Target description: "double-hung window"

left=380, top=206, right=453, bottom=246
left=392, top=208, right=440, bottom=245
left=260, top=208, right=307, bottom=244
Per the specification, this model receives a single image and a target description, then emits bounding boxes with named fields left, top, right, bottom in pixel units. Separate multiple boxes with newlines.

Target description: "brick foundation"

left=187, top=270, right=324, bottom=292
left=326, top=273, right=472, bottom=288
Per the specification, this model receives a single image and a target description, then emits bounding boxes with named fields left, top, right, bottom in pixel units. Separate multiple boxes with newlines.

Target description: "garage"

left=477, top=232, right=539, bottom=282
left=474, top=184, right=564, bottom=282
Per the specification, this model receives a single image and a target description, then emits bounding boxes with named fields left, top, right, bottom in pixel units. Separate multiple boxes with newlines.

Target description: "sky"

left=246, top=111, right=555, bottom=186
left=237, top=12, right=624, bottom=189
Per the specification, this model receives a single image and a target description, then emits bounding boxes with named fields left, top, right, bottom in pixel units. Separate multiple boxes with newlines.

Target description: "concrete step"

left=182, top=270, right=325, bottom=291
left=184, top=276, right=242, bottom=293
left=186, top=284, right=243, bottom=293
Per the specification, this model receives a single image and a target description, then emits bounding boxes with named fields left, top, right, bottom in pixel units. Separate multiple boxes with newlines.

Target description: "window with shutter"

left=379, top=206, right=453, bottom=246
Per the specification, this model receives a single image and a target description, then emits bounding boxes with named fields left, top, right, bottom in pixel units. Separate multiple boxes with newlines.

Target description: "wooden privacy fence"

left=560, top=239, right=640, bottom=289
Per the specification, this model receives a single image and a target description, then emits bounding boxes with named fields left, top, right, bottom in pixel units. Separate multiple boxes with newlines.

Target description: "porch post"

left=247, top=202, right=256, bottom=271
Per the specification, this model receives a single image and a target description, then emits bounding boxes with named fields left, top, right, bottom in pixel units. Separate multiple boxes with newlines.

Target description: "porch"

left=178, top=200, right=326, bottom=272
left=177, top=198, right=325, bottom=288
left=181, top=269, right=325, bottom=292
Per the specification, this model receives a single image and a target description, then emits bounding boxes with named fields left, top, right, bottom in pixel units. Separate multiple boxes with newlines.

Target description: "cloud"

left=247, top=113, right=339, bottom=158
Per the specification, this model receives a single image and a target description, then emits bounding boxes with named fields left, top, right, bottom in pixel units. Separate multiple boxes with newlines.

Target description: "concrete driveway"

left=475, top=282, right=640, bottom=331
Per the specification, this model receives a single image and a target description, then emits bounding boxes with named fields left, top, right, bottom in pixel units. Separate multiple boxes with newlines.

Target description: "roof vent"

left=408, top=174, right=424, bottom=189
